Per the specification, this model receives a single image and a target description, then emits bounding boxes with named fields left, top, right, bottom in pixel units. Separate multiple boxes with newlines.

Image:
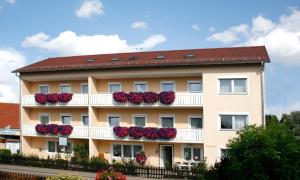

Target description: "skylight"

left=86, top=59, right=96, bottom=62
left=185, top=54, right=194, bottom=58
left=155, top=55, right=165, bottom=59
left=112, top=57, right=120, bottom=61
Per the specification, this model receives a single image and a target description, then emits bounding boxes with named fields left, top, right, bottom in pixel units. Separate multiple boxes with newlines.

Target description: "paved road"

left=0, top=164, right=152, bottom=180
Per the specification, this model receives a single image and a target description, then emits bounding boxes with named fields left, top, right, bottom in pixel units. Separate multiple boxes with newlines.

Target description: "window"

left=39, top=85, right=49, bottom=94
left=188, top=81, right=202, bottom=92
left=220, top=115, right=248, bottom=130
left=81, top=84, right=88, bottom=94
left=219, top=78, right=247, bottom=94
left=108, top=116, right=120, bottom=127
left=48, top=141, right=56, bottom=153
left=82, top=114, right=89, bottom=126
left=61, top=114, right=71, bottom=125
left=161, top=116, right=174, bottom=128
left=47, top=141, right=72, bottom=154
left=133, top=115, right=146, bottom=127
left=60, top=84, right=71, bottom=93
left=134, top=82, right=147, bottom=92
left=189, top=116, right=203, bottom=129
left=113, top=144, right=143, bottom=159
left=220, top=148, right=229, bottom=158
left=161, top=81, right=175, bottom=91
left=109, top=83, right=121, bottom=93
left=40, top=114, right=50, bottom=124
left=184, top=147, right=201, bottom=162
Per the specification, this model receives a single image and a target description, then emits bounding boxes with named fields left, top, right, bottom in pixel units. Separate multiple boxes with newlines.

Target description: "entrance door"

left=159, top=145, right=173, bottom=168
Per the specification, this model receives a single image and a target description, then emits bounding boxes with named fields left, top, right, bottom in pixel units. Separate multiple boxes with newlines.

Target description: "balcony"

left=21, top=94, right=89, bottom=107
left=90, top=92, right=203, bottom=107
left=22, top=125, right=89, bottom=139
left=90, top=127, right=203, bottom=143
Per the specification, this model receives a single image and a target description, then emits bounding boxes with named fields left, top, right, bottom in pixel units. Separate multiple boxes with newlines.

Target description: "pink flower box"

left=159, top=91, right=175, bottom=105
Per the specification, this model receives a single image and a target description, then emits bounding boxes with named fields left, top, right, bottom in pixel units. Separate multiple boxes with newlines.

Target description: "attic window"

left=185, top=54, right=194, bottom=58
left=129, top=56, right=139, bottom=60
left=86, top=59, right=96, bottom=62
left=112, top=58, right=120, bottom=61
left=155, top=55, right=165, bottom=59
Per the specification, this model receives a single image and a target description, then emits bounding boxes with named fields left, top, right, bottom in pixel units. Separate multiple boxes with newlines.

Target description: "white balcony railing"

left=90, top=127, right=203, bottom=143
left=21, top=94, right=89, bottom=107
left=22, top=125, right=89, bottom=139
left=90, top=92, right=203, bottom=107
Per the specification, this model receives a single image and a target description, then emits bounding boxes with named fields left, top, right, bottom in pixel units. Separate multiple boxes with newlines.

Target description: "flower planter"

left=34, top=93, right=73, bottom=104
left=159, top=91, right=175, bottom=105
left=35, top=124, right=73, bottom=136
left=113, top=126, right=128, bottom=138
left=128, top=127, right=144, bottom=139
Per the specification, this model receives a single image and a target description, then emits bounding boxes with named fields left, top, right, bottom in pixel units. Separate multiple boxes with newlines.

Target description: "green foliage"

left=73, top=144, right=89, bottom=162
left=265, top=114, right=279, bottom=126
left=280, top=111, right=300, bottom=137
left=0, top=149, right=11, bottom=156
left=46, top=174, right=83, bottom=180
left=212, top=123, right=300, bottom=179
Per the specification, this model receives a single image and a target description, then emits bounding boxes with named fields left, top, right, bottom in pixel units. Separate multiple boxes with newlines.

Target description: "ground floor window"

left=112, top=144, right=143, bottom=159
left=183, top=146, right=201, bottom=162
left=47, top=141, right=72, bottom=154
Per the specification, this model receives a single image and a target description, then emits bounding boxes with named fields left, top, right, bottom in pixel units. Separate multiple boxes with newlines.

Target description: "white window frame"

left=39, top=113, right=50, bottom=124
left=107, top=114, right=121, bottom=127
left=46, top=140, right=73, bottom=155
left=187, top=80, right=203, bottom=93
left=188, top=115, right=203, bottom=129
left=217, top=76, right=249, bottom=95
left=132, top=114, right=147, bottom=127
left=160, top=114, right=176, bottom=128
left=111, top=143, right=144, bottom=160
left=59, top=84, right=72, bottom=93
left=218, top=146, right=228, bottom=161
left=108, top=82, right=122, bottom=93
left=218, top=112, right=250, bottom=131
left=181, top=145, right=203, bottom=163
left=38, top=84, right=49, bottom=94
left=60, top=113, right=72, bottom=125
left=81, top=113, right=89, bottom=126
left=81, top=83, right=89, bottom=94
left=133, top=81, right=148, bottom=92
left=160, top=81, right=176, bottom=91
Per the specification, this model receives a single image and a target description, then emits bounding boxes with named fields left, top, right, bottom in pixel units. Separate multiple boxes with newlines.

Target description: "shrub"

left=35, top=93, right=47, bottom=104
left=46, top=174, right=83, bottom=180
left=113, top=126, right=129, bottom=138
left=158, top=128, right=177, bottom=139
left=0, top=149, right=11, bottom=156
left=135, top=151, right=147, bottom=165
left=113, top=92, right=128, bottom=103
left=128, top=127, right=144, bottom=139
left=95, top=169, right=127, bottom=180
left=143, top=91, right=159, bottom=104
left=143, top=127, right=160, bottom=139
left=73, top=144, right=89, bottom=162
left=210, top=123, right=300, bottom=179
left=127, top=92, right=143, bottom=105
left=159, top=91, right=175, bottom=105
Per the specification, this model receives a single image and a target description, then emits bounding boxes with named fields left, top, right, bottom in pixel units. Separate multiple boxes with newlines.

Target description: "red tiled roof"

left=0, top=103, right=19, bottom=129
left=13, top=46, right=270, bottom=73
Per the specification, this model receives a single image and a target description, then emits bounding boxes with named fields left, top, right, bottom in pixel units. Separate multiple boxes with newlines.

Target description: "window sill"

left=218, top=92, right=248, bottom=95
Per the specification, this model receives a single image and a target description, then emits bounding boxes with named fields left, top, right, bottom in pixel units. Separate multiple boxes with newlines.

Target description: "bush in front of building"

left=0, top=149, right=11, bottom=156
left=46, top=173, right=83, bottom=180
left=207, top=123, right=300, bottom=180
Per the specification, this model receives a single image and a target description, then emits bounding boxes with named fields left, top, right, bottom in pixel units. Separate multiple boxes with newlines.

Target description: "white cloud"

left=22, top=31, right=166, bottom=56
left=75, top=0, right=104, bottom=18
left=192, top=24, right=200, bottom=31
left=0, top=49, right=26, bottom=102
left=209, top=26, right=216, bottom=32
left=266, top=101, right=300, bottom=117
left=6, top=0, right=16, bottom=4
left=207, top=8, right=300, bottom=65
left=207, top=24, right=249, bottom=44
left=131, top=21, right=148, bottom=29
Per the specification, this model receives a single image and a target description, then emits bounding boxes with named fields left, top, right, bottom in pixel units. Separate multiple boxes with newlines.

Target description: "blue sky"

left=0, top=0, right=300, bottom=116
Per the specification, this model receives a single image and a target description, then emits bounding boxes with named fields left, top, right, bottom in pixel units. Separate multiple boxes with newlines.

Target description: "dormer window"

left=112, top=58, right=120, bottom=61
left=185, top=54, right=194, bottom=58
left=155, top=55, right=165, bottom=59
left=129, top=56, right=139, bottom=60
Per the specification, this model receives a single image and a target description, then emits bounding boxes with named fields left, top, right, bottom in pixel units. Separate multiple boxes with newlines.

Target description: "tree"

left=209, top=123, right=300, bottom=179
left=280, top=111, right=300, bottom=138
left=265, top=114, right=279, bottom=126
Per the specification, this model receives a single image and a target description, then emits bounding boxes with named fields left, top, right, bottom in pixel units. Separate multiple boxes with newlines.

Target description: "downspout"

left=261, top=62, right=266, bottom=127
left=15, top=72, right=22, bottom=153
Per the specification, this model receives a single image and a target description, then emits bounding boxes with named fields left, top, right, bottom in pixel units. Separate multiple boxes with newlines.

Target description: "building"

left=13, top=46, right=269, bottom=167
left=0, top=103, right=20, bottom=153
